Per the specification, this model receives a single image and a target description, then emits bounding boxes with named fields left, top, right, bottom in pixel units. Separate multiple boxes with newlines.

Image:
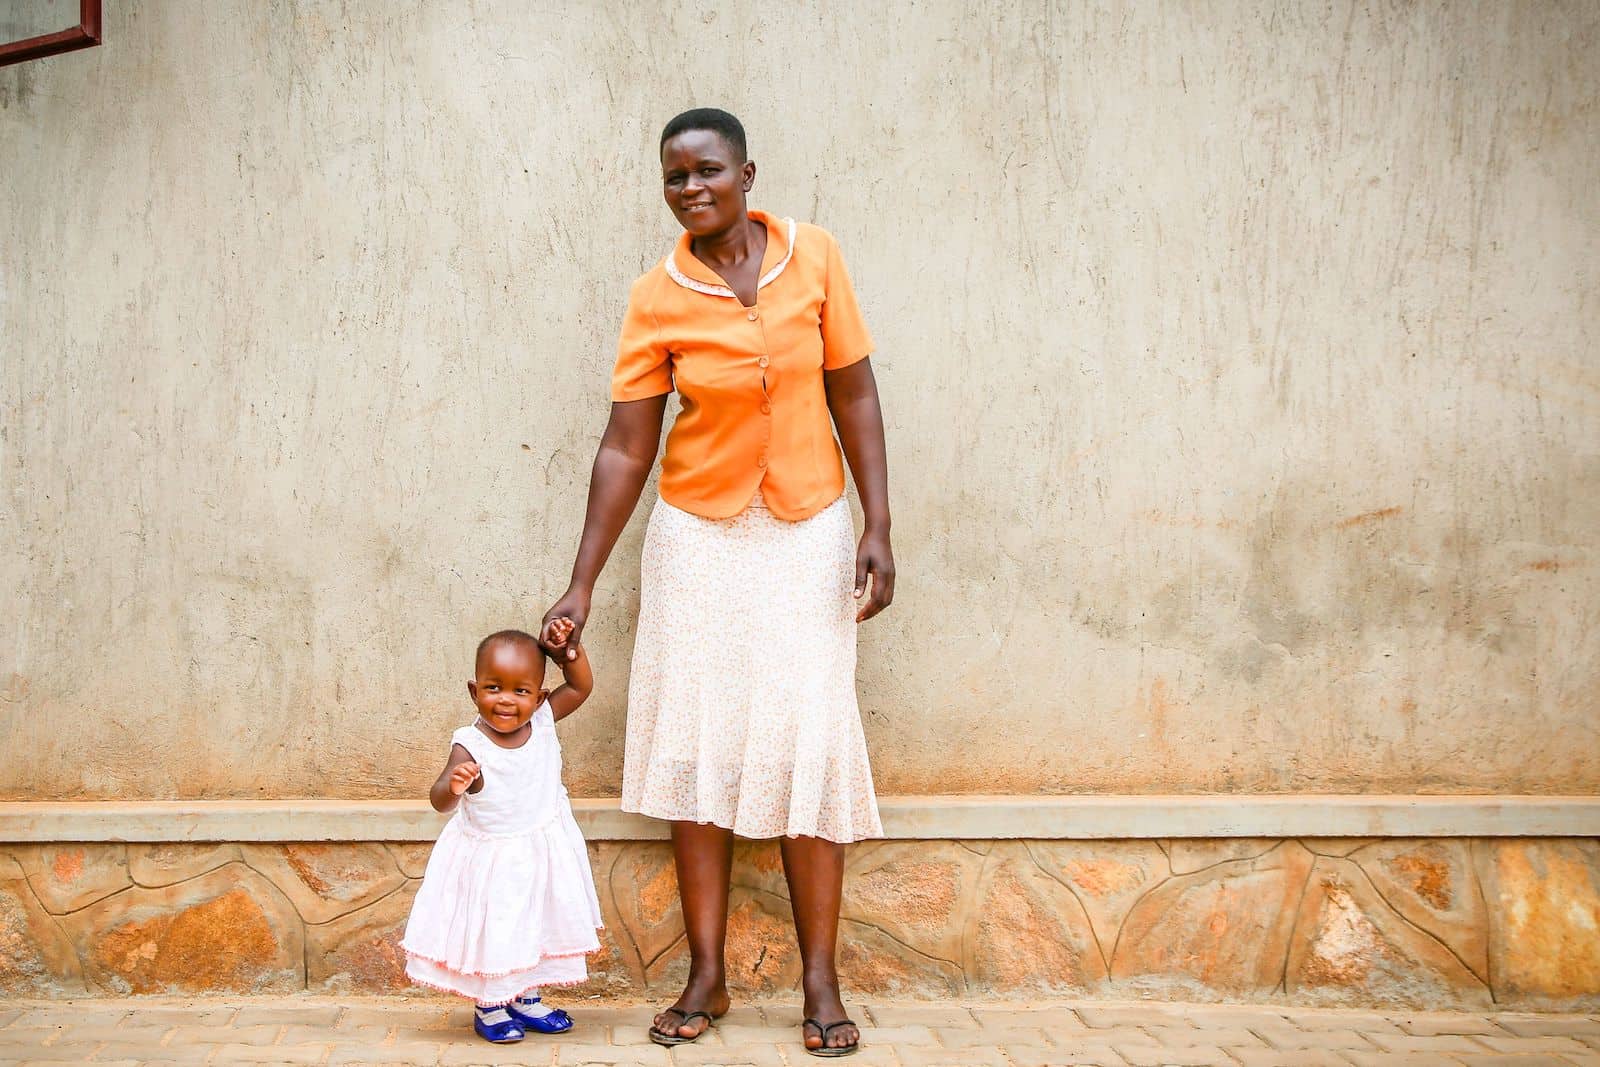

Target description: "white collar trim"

left=664, top=217, right=797, bottom=298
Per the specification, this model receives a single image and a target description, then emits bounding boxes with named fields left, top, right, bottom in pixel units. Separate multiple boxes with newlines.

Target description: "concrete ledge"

left=0, top=794, right=1595, bottom=842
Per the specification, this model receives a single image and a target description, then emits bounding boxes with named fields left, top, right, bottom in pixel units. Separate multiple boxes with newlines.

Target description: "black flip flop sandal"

left=803, top=1017, right=861, bottom=1058
left=648, top=1006, right=715, bottom=1046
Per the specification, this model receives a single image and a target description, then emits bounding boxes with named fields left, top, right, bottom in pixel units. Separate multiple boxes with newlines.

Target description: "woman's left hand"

left=853, top=528, right=896, bottom=622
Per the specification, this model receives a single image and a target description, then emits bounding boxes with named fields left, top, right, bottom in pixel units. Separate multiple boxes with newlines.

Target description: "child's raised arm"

left=545, top=638, right=593, bottom=722
left=429, top=743, right=482, bottom=813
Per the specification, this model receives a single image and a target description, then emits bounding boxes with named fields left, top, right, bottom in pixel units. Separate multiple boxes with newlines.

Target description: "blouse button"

left=758, top=356, right=770, bottom=368
left=757, top=454, right=768, bottom=468
left=747, top=309, right=759, bottom=321
left=761, top=401, right=772, bottom=414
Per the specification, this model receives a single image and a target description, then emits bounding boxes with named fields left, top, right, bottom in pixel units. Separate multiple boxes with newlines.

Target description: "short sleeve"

left=450, top=727, right=480, bottom=763
left=610, top=276, right=673, bottom=402
left=819, top=232, right=874, bottom=370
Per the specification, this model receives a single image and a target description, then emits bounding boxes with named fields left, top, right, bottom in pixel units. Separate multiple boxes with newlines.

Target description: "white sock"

left=515, top=992, right=552, bottom=1018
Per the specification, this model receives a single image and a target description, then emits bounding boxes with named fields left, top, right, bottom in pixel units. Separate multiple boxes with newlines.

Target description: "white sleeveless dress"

left=401, top=704, right=602, bottom=1004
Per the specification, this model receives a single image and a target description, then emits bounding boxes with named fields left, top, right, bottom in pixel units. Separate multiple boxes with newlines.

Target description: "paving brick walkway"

left=1, top=996, right=1597, bottom=1066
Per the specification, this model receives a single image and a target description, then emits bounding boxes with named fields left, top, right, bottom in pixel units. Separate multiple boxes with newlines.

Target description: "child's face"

left=467, top=641, right=547, bottom=734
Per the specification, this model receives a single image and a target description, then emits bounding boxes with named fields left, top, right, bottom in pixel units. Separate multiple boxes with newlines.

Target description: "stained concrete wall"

left=2, top=2, right=1596, bottom=801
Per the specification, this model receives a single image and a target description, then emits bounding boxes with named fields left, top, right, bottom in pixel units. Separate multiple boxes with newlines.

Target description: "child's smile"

left=468, top=642, right=547, bottom=739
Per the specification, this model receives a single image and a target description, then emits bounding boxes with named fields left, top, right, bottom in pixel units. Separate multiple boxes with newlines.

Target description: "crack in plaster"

left=1021, top=840, right=1111, bottom=975
left=1338, top=858, right=1489, bottom=995
left=302, top=878, right=410, bottom=928
left=128, top=859, right=234, bottom=892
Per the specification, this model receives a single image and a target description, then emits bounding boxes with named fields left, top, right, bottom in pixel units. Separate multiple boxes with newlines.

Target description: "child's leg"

left=473, top=1003, right=525, bottom=1044
left=513, top=989, right=551, bottom=1016
left=508, top=988, right=574, bottom=1034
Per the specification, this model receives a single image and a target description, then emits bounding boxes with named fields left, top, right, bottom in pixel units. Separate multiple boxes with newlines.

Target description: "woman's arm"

left=824, top=357, right=895, bottom=621
left=429, top=743, right=482, bottom=813
left=541, top=395, right=670, bottom=656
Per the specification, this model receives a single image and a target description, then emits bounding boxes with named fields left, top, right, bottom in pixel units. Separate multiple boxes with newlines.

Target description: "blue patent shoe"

left=473, top=1006, right=526, bottom=1043
left=507, top=996, right=574, bottom=1035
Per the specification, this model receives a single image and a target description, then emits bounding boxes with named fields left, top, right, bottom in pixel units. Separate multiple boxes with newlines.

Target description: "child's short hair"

left=475, top=629, right=544, bottom=670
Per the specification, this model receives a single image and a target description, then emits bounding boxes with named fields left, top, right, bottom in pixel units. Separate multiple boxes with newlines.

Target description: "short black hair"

left=475, top=629, right=542, bottom=670
left=660, top=108, right=747, bottom=162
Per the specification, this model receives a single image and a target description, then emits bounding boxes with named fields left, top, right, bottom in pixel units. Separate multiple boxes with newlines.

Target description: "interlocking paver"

left=0, top=996, right=1595, bottom=1067
left=1494, top=1015, right=1600, bottom=1039
left=1076, top=1004, right=1205, bottom=1029
left=969, top=1006, right=1087, bottom=1029
left=1366, top=1032, right=1492, bottom=1053
left=1227, top=1048, right=1350, bottom=1066
left=92, top=1046, right=208, bottom=1065
left=120, top=1005, right=238, bottom=1027
left=205, top=1042, right=329, bottom=1063
left=12, top=1007, right=130, bottom=1029
left=336, top=1004, right=457, bottom=1030
left=899, top=1048, right=1010, bottom=1065
left=666, top=1042, right=789, bottom=1066
left=0, top=1027, right=54, bottom=1050
left=936, top=1024, right=1055, bottom=1047
left=1142, top=1023, right=1265, bottom=1047
left=549, top=1042, right=672, bottom=1064
left=1006, top=1041, right=1128, bottom=1066
left=1476, top=1036, right=1595, bottom=1054
left=168, top=1022, right=284, bottom=1046
left=1178, top=1007, right=1294, bottom=1028
left=327, top=1044, right=449, bottom=1065
left=1252, top=1022, right=1377, bottom=1051
left=1342, top=1051, right=1468, bottom=1066
left=1391, top=1013, right=1509, bottom=1037
left=233, top=1003, right=345, bottom=1026
left=1293, top=1012, right=1404, bottom=1034
left=438, top=1043, right=553, bottom=1066
left=869, top=1004, right=981, bottom=1027
left=804, top=1044, right=899, bottom=1065
left=50, top=1025, right=175, bottom=1048
left=1118, top=1043, right=1233, bottom=1066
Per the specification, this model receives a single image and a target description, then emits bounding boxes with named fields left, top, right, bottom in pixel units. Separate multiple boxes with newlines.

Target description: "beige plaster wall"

left=2, top=1, right=1596, bottom=801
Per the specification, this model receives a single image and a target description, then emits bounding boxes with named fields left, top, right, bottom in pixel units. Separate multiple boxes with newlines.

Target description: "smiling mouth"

left=684, top=203, right=713, bottom=211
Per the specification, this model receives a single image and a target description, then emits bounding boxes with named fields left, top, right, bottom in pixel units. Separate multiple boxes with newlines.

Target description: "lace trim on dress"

left=663, top=217, right=797, bottom=298
left=399, top=937, right=603, bottom=979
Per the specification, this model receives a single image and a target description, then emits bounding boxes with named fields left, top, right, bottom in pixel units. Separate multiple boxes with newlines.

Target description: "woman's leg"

left=780, top=834, right=858, bottom=1052
left=653, top=820, right=734, bottom=1039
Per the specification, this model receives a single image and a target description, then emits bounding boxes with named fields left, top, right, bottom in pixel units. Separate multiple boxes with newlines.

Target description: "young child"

left=400, top=624, right=602, bottom=1044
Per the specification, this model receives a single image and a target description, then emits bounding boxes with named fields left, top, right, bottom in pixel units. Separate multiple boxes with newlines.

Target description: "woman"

left=541, top=108, right=893, bottom=1058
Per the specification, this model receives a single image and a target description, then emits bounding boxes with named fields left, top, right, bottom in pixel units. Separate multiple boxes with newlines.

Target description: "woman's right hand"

left=541, top=587, right=592, bottom=662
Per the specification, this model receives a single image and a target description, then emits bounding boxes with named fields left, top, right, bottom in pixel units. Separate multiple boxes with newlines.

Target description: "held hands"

left=853, top=528, right=896, bottom=623
left=540, top=591, right=590, bottom=662
left=447, top=761, right=481, bottom=796
left=544, top=616, right=576, bottom=651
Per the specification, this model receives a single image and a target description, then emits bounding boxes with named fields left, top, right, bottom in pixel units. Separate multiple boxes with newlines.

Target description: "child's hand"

left=544, top=616, right=575, bottom=649
left=448, top=761, right=481, bottom=796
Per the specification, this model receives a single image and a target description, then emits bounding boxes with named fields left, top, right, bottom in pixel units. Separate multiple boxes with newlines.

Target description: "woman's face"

left=661, top=129, right=755, bottom=237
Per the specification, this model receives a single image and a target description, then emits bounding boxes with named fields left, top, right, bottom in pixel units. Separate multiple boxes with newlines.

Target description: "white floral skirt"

left=621, top=491, right=883, bottom=844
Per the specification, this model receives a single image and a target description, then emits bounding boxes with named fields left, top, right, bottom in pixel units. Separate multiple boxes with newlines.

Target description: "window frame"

left=0, top=0, right=102, bottom=68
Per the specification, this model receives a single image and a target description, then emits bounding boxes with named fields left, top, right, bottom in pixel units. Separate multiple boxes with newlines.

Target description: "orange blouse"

left=610, top=210, right=874, bottom=521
